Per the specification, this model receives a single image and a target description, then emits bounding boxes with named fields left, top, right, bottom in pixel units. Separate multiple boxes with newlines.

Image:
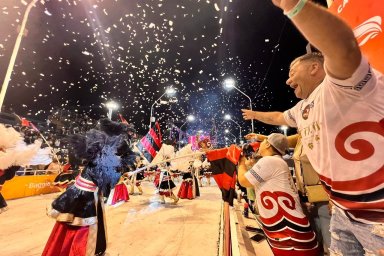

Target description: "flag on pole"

left=136, top=122, right=162, bottom=162
left=206, top=144, right=242, bottom=206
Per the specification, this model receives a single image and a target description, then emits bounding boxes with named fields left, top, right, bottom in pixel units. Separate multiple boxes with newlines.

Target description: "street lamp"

left=149, top=87, right=176, bottom=128
left=178, top=115, right=195, bottom=149
left=223, top=78, right=254, bottom=133
left=280, top=125, right=288, bottom=136
left=105, top=101, right=118, bottom=120
left=224, top=114, right=242, bottom=143
left=225, top=129, right=237, bottom=144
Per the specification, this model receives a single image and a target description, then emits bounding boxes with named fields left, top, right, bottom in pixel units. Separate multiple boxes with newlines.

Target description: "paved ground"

left=0, top=179, right=222, bottom=256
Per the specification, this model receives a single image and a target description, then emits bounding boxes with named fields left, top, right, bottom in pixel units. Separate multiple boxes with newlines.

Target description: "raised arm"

left=237, top=156, right=254, bottom=188
left=242, top=109, right=288, bottom=126
left=271, top=0, right=361, bottom=80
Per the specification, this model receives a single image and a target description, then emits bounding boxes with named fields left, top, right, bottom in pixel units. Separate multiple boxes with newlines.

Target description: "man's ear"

left=310, top=62, right=320, bottom=75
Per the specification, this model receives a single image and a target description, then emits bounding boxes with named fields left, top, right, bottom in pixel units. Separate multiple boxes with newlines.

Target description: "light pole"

left=178, top=115, right=195, bottom=149
left=149, top=87, right=176, bottom=128
left=280, top=125, right=288, bottom=136
left=0, top=0, right=39, bottom=111
left=105, top=101, right=118, bottom=120
left=225, top=129, right=237, bottom=144
left=224, top=114, right=242, bottom=143
left=223, top=78, right=254, bottom=133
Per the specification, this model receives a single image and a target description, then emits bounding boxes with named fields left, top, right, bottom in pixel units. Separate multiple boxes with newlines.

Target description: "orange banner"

left=2, top=174, right=60, bottom=200
left=329, top=0, right=384, bottom=73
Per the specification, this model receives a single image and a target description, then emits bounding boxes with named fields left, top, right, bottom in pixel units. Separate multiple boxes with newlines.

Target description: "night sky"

left=0, top=0, right=325, bottom=137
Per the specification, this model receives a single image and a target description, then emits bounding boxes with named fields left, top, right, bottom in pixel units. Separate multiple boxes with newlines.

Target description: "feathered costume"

left=43, top=119, right=135, bottom=256
left=0, top=124, right=41, bottom=213
left=152, top=144, right=179, bottom=204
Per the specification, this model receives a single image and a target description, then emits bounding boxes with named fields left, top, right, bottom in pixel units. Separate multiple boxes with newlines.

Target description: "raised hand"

left=241, top=109, right=254, bottom=120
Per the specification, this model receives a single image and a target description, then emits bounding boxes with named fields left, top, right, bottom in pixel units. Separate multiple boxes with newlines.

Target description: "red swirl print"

left=335, top=119, right=384, bottom=161
left=259, top=191, right=308, bottom=225
left=322, top=118, right=384, bottom=192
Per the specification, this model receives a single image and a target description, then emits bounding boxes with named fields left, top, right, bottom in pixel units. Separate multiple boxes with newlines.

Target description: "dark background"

left=0, top=0, right=327, bottom=138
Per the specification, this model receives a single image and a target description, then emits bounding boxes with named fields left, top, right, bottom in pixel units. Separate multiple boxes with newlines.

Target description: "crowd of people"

left=1, top=0, right=383, bottom=255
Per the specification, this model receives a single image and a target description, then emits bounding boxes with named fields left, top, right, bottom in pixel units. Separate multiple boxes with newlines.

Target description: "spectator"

left=242, top=1, right=384, bottom=254
left=238, top=133, right=319, bottom=256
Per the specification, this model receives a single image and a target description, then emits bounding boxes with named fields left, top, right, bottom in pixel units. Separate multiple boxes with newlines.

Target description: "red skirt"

left=178, top=180, right=194, bottom=199
left=42, top=222, right=95, bottom=256
left=111, top=183, right=129, bottom=205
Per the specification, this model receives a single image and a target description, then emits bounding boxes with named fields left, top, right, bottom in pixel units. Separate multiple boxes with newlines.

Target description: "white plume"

left=171, top=144, right=195, bottom=172
left=193, top=159, right=202, bottom=169
left=0, top=124, right=42, bottom=169
left=151, top=144, right=175, bottom=165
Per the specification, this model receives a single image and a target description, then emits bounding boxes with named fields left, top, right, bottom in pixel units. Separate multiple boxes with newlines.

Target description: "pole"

left=178, top=121, right=187, bottom=149
left=0, top=0, right=39, bottom=111
left=229, top=118, right=242, bottom=144
left=234, top=87, right=254, bottom=133
left=149, top=92, right=166, bottom=129
left=223, top=201, right=231, bottom=256
left=107, top=108, right=112, bottom=120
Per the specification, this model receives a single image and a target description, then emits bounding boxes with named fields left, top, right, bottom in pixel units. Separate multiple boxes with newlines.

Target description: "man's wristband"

left=284, top=0, right=308, bottom=19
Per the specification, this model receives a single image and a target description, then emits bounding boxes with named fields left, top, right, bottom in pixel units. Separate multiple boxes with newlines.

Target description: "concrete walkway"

left=0, top=180, right=222, bottom=256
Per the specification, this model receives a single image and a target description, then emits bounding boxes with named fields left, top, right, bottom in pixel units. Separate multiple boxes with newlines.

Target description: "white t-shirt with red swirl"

left=245, top=156, right=319, bottom=255
left=283, top=57, right=384, bottom=223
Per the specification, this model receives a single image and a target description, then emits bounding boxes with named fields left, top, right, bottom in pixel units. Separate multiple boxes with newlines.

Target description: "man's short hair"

left=290, top=52, right=324, bottom=68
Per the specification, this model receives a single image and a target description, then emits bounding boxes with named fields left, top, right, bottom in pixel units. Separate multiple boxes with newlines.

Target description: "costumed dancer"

left=106, top=175, right=130, bottom=206
left=177, top=161, right=195, bottom=199
left=129, top=156, right=145, bottom=195
left=197, top=138, right=213, bottom=186
left=43, top=119, right=135, bottom=256
left=158, top=162, right=179, bottom=204
left=153, top=166, right=161, bottom=189
left=0, top=124, right=41, bottom=213
left=149, top=143, right=179, bottom=204
left=177, top=159, right=201, bottom=200
left=201, top=157, right=212, bottom=186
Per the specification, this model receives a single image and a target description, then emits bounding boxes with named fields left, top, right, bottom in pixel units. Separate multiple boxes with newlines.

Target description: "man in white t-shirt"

left=241, top=0, right=384, bottom=254
left=238, top=133, right=319, bottom=256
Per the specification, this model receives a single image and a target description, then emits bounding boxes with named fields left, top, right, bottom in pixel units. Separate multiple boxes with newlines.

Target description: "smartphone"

left=250, top=233, right=266, bottom=243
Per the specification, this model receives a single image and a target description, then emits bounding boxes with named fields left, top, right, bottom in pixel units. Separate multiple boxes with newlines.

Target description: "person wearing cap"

left=241, top=0, right=384, bottom=254
left=246, top=132, right=331, bottom=255
left=238, top=133, right=319, bottom=256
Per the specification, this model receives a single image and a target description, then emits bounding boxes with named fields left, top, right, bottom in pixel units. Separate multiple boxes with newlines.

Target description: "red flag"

left=119, top=114, right=128, bottom=124
left=21, top=118, right=30, bottom=127
left=20, top=117, right=40, bottom=133
left=136, top=122, right=162, bottom=162
left=206, top=144, right=242, bottom=206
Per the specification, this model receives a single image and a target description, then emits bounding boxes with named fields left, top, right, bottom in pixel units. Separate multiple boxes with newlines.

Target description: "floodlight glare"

left=223, top=78, right=235, bottom=89
left=187, top=115, right=195, bottom=122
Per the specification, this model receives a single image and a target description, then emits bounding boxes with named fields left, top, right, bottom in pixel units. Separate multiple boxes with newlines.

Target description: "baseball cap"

left=267, top=133, right=288, bottom=155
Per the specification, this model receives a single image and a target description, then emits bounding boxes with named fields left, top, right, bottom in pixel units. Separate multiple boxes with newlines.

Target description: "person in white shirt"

left=241, top=1, right=384, bottom=254
left=238, top=133, right=319, bottom=256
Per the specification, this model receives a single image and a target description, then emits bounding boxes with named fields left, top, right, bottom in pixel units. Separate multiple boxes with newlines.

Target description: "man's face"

left=258, top=139, right=269, bottom=156
left=286, top=60, right=313, bottom=99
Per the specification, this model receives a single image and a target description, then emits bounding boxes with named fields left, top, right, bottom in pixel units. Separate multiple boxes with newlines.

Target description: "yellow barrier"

left=2, top=174, right=60, bottom=200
